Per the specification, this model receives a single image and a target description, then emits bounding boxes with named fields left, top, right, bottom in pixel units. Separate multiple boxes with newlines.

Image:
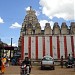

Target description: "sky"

left=0, top=0, right=75, bottom=47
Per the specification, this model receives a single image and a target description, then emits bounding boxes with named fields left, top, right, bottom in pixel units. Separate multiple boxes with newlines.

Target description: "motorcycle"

left=20, top=64, right=30, bottom=75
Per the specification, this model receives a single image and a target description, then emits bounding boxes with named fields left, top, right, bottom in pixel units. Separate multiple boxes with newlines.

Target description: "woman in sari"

left=1, top=57, right=6, bottom=74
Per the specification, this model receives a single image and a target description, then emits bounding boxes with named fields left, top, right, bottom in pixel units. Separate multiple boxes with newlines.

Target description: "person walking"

left=1, top=56, right=6, bottom=74
left=60, top=56, right=64, bottom=68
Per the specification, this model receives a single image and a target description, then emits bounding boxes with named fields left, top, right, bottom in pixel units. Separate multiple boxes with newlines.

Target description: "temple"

left=18, top=7, right=75, bottom=59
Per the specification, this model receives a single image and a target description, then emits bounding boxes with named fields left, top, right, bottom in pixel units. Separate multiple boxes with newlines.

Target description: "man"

left=68, top=54, right=71, bottom=61
left=60, top=56, right=63, bottom=68
left=22, top=57, right=31, bottom=74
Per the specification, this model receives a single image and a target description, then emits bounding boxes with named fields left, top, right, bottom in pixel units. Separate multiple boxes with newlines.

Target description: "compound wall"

left=21, top=35, right=75, bottom=59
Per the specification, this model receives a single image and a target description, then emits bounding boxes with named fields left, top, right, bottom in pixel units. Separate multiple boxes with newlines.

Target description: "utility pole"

left=10, top=38, right=13, bottom=59
left=11, top=38, right=12, bottom=47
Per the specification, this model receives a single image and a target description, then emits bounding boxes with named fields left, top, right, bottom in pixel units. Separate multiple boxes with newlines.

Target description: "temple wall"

left=21, top=35, right=75, bottom=60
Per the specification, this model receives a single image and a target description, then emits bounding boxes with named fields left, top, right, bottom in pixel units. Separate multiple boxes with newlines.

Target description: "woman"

left=1, top=57, right=6, bottom=74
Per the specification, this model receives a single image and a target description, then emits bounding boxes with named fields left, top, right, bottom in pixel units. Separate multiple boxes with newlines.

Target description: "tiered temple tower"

left=20, top=6, right=39, bottom=36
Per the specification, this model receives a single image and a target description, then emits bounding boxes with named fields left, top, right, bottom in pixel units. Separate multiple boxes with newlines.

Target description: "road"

left=1, top=66, right=75, bottom=75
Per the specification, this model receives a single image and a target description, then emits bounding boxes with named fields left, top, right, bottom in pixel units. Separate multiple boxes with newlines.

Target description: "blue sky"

left=0, top=0, right=75, bottom=46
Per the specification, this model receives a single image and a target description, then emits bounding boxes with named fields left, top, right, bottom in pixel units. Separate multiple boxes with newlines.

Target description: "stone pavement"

left=3, top=66, right=20, bottom=75
left=2, top=66, right=34, bottom=75
left=1, top=65, right=75, bottom=75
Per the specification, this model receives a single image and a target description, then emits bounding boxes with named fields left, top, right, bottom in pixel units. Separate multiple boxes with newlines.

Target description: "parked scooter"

left=65, top=56, right=75, bottom=68
left=65, top=60, right=73, bottom=68
left=20, top=64, right=30, bottom=75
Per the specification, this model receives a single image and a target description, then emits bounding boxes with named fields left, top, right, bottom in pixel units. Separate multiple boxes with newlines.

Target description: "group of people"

left=0, top=55, right=31, bottom=74
left=0, top=54, right=74, bottom=74
left=60, top=54, right=75, bottom=68
left=0, top=56, right=7, bottom=74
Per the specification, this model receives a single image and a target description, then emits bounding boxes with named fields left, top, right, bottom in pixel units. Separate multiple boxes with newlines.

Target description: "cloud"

left=0, top=17, right=4, bottom=23
left=12, top=43, right=17, bottom=46
left=10, top=22, right=21, bottom=29
left=39, top=20, right=54, bottom=30
left=26, top=7, right=30, bottom=11
left=35, top=10, right=40, bottom=16
left=39, top=0, right=74, bottom=20
left=8, top=43, right=17, bottom=47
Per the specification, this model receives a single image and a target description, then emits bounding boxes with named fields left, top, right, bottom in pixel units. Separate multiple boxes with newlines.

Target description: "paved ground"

left=0, top=66, right=75, bottom=75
